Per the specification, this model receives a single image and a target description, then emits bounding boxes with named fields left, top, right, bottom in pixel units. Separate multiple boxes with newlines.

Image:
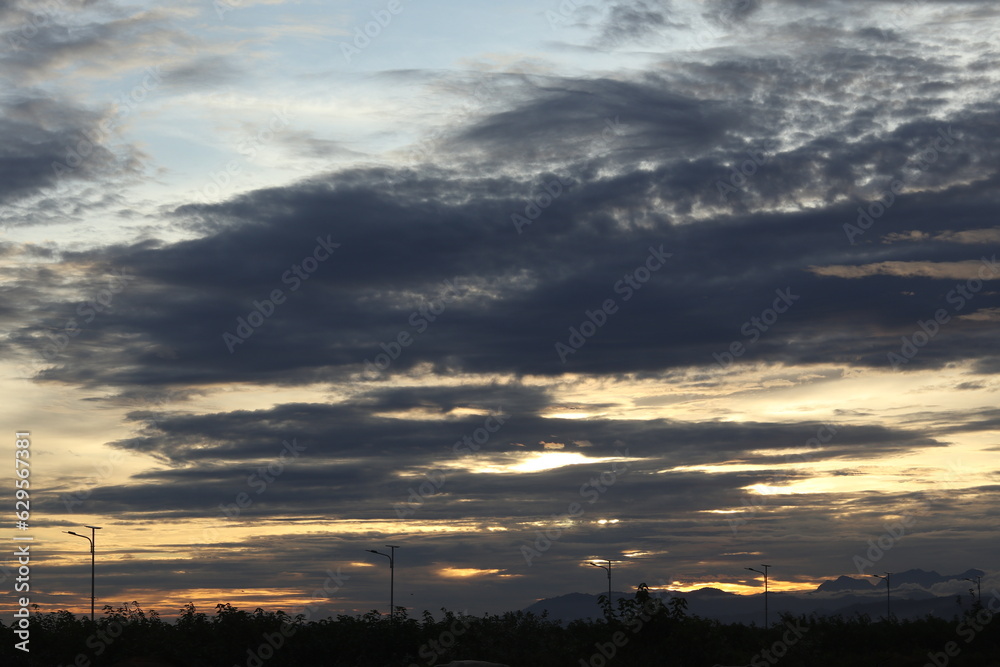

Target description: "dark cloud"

left=44, top=390, right=940, bottom=526
left=0, top=95, right=138, bottom=208
left=595, top=1, right=685, bottom=46
left=14, top=142, right=1000, bottom=388
left=11, top=24, right=998, bottom=384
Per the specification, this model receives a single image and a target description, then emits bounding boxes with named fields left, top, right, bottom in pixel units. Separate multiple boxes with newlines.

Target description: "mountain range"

left=522, top=569, right=987, bottom=625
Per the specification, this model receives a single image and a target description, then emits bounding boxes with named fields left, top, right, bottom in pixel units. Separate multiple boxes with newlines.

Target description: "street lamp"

left=963, top=575, right=982, bottom=605
left=746, top=564, right=771, bottom=627
left=590, top=560, right=614, bottom=615
left=870, top=572, right=892, bottom=620
left=366, top=545, right=399, bottom=622
left=65, top=525, right=102, bottom=621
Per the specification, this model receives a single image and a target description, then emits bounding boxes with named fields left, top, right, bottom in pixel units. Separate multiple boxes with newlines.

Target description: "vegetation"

left=2, top=588, right=999, bottom=666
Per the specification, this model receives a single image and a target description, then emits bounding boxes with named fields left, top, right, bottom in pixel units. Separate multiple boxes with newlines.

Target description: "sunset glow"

left=2, top=0, right=997, bottom=629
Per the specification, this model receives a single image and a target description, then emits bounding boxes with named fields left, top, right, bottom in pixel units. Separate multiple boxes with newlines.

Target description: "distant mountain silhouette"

left=816, top=568, right=985, bottom=593
left=523, top=569, right=986, bottom=624
left=888, top=568, right=985, bottom=588
left=816, top=575, right=875, bottom=592
left=524, top=592, right=630, bottom=622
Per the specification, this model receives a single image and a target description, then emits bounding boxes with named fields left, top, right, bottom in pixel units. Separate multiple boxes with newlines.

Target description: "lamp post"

left=590, top=560, right=614, bottom=615
left=65, top=525, right=101, bottom=621
left=366, top=545, right=399, bottom=623
left=746, top=564, right=771, bottom=627
left=963, top=575, right=982, bottom=605
left=870, top=572, right=892, bottom=620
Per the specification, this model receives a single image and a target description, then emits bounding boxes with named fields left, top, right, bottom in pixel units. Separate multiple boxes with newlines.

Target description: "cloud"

left=808, top=260, right=1000, bottom=281
left=10, top=124, right=1000, bottom=384
left=0, top=95, right=142, bottom=211
left=933, top=228, right=1000, bottom=245
left=958, top=307, right=1000, bottom=322
left=594, top=1, right=686, bottom=46
left=45, top=388, right=939, bottom=527
left=882, top=227, right=1000, bottom=245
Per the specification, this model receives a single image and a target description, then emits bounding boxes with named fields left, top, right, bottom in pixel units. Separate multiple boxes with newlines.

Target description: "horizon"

left=16, top=566, right=992, bottom=624
left=3, top=0, right=1000, bottom=629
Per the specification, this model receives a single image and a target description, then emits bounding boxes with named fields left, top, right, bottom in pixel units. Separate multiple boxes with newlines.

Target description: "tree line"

left=2, top=584, right=998, bottom=666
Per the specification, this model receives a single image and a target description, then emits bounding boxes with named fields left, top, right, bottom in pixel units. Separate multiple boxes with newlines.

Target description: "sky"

left=2, top=0, right=1000, bottom=623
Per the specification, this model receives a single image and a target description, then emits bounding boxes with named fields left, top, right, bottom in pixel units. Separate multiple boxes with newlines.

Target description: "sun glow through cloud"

left=438, top=567, right=502, bottom=578
left=466, top=451, right=626, bottom=474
